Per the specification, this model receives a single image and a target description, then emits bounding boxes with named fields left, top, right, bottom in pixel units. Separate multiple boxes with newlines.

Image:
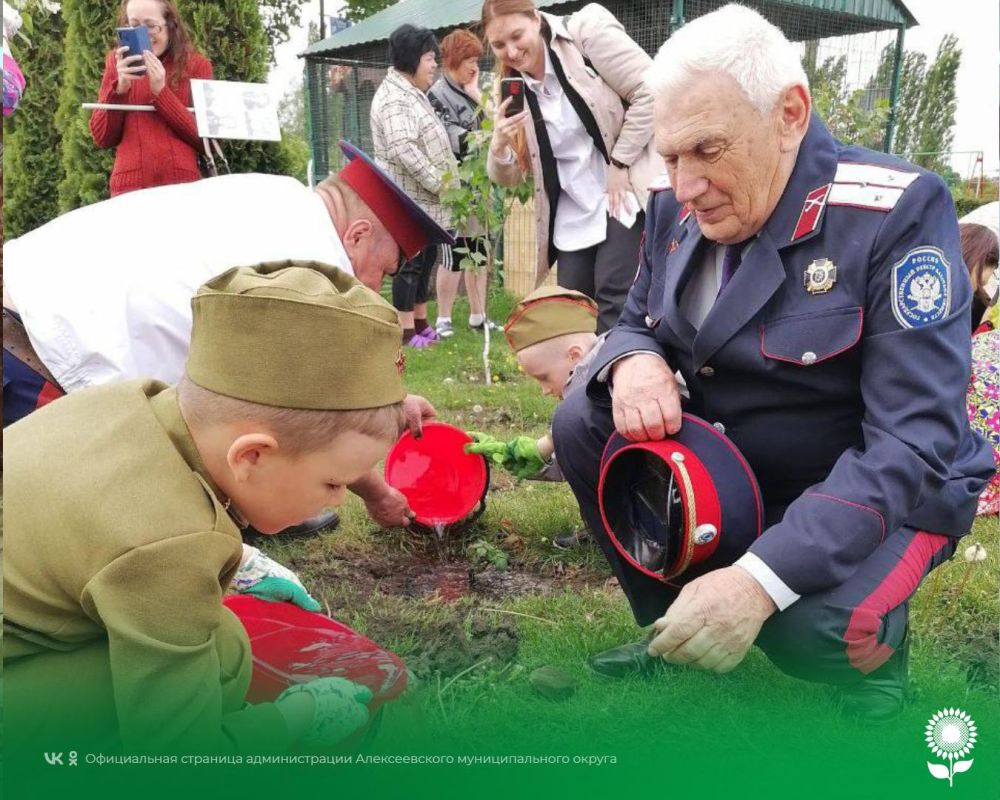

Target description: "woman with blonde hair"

left=90, top=0, right=212, bottom=196
left=483, top=0, right=662, bottom=332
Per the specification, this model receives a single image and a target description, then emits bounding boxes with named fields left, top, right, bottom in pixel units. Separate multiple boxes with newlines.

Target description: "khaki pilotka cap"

left=186, top=260, right=405, bottom=410
left=504, top=286, right=598, bottom=353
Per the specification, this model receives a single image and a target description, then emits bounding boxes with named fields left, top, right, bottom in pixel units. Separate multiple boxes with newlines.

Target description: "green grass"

left=258, top=285, right=999, bottom=775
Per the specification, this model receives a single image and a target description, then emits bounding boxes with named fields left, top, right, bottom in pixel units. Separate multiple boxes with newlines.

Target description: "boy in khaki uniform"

left=4, top=261, right=408, bottom=755
left=467, top=287, right=604, bottom=547
left=469, top=286, right=602, bottom=479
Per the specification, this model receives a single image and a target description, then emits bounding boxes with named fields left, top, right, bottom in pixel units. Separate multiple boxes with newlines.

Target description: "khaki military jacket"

left=3, top=381, right=289, bottom=753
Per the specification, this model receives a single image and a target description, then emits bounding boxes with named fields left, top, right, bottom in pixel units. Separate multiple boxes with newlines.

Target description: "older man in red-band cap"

left=3, top=142, right=451, bottom=531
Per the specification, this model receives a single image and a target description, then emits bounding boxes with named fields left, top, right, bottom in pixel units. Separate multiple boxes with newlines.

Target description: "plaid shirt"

left=370, top=68, right=456, bottom=228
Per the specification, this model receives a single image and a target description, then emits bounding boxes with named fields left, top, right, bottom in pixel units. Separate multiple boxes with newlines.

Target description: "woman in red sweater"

left=90, top=0, right=212, bottom=197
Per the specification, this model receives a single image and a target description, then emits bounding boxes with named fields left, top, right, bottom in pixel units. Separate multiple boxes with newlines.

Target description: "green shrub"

left=54, top=0, right=117, bottom=213
left=953, top=195, right=994, bottom=219
left=2, top=7, right=67, bottom=237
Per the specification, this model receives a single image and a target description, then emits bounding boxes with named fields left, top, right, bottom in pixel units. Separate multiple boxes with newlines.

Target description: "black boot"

left=242, top=510, right=340, bottom=545
left=837, top=635, right=909, bottom=723
left=589, top=638, right=668, bottom=679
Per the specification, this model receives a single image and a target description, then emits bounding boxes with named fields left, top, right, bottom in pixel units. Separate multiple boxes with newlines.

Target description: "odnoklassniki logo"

left=925, top=708, right=977, bottom=786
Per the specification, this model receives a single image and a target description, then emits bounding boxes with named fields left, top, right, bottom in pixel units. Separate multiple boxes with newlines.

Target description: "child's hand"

left=505, top=436, right=547, bottom=478
left=465, top=433, right=548, bottom=478
left=232, top=546, right=321, bottom=611
left=277, top=677, right=372, bottom=747
left=465, top=432, right=509, bottom=464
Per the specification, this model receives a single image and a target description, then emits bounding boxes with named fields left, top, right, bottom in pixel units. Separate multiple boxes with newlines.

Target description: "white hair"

left=646, top=3, right=809, bottom=116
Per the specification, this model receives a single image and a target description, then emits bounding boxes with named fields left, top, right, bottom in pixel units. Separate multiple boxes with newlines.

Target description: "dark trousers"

left=556, top=213, right=644, bottom=334
left=391, top=244, right=438, bottom=312
left=551, top=387, right=956, bottom=686
left=3, top=308, right=65, bottom=427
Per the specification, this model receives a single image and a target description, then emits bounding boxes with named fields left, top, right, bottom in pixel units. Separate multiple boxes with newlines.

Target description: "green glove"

left=278, top=677, right=372, bottom=747
left=243, top=576, right=322, bottom=611
left=464, top=431, right=510, bottom=465
left=505, top=435, right=547, bottom=479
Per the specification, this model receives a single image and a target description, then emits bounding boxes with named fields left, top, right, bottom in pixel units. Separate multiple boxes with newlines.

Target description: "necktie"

left=717, top=242, right=746, bottom=298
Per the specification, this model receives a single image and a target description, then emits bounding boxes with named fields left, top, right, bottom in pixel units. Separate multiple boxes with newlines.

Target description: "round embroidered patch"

left=891, top=246, right=951, bottom=328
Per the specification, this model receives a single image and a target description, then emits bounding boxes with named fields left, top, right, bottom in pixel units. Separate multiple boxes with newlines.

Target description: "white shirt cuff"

left=734, top=552, right=800, bottom=611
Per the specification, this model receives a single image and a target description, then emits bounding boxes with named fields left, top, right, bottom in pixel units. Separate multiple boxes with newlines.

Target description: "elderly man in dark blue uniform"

left=552, top=4, right=993, bottom=720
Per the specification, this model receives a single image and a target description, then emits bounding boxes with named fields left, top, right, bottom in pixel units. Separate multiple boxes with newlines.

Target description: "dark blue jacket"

left=586, top=116, right=993, bottom=597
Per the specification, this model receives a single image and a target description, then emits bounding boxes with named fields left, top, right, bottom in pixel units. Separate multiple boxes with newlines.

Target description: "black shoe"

left=553, top=526, right=594, bottom=550
left=589, top=639, right=664, bottom=679
left=242, top=510, right=340, bottom=544
left=837, top=636, right=908, bottom=723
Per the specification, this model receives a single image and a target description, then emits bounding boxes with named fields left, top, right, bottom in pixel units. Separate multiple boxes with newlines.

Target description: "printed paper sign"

left=191, top=79, right=281, bottom=141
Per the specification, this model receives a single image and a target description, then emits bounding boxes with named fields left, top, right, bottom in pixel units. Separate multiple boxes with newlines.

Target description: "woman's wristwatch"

left=610, top=157, right=629, bottom=170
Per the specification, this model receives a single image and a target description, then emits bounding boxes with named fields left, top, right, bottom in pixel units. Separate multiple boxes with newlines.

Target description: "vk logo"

left=43, top=751, right=77, bottom=766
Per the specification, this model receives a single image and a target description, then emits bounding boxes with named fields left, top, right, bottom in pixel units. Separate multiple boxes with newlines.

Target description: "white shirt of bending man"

left=3, top=174, right=353, bottom=393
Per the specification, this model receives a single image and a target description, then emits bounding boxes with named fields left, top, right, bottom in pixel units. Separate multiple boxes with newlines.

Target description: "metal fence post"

left=884, top=24, right=906, bottom=153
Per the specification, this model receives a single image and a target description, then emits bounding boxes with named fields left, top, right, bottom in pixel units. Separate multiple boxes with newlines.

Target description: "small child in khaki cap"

left=467, top=285, right=603, bottom=493
left=4, top=261, right=409, bottom=756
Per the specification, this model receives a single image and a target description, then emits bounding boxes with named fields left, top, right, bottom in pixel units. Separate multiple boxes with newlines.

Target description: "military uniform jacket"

left=586, top=116, right=993, bottom=597
left=4, top=381, right=289, bottom=753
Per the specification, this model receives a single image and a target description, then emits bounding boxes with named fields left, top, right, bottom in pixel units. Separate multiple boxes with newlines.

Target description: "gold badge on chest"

left=804, top=258, right=837, bottom=294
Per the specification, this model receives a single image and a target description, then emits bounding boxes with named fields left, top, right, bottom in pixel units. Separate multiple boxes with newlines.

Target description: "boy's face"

left=516, top=338, right=579, bottom=400
left=229, top=431, right=393, bottom=534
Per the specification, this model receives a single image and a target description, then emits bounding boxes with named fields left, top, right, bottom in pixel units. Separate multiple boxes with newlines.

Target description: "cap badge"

left=804, top=258, right=837, bottom=295
left=693, top=524, right=718, bottom=545
left=668, top=239, right=679, bottom=254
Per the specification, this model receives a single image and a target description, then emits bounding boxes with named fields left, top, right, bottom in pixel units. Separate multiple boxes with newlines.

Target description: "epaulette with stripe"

left=828, top=162, right=920, bottom=211
left=791, top=161, right=920, bottom=241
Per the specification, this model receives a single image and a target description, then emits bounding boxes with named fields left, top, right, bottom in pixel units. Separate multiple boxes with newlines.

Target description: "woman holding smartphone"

left=90, top=0, right=212, bottom=197
left=482, top=0, right=662, bottom=333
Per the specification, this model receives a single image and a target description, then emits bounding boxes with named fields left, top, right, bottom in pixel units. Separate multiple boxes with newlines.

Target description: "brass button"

left=801, top=351, right=817, bottom=365
left=699, top=366, right=715, bottom=377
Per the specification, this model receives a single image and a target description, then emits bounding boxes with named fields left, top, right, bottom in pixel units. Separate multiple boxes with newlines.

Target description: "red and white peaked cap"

left=598, top=413, right=764, bottom=586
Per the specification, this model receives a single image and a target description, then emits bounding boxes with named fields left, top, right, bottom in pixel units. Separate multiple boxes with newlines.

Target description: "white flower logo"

left=925, top=708, right=977, bottom=786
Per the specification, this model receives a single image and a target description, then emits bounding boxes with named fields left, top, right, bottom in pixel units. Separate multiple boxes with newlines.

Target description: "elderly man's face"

left=343, top=220, right=405, bottom=292
left=655, top=72, right=794, bottom=244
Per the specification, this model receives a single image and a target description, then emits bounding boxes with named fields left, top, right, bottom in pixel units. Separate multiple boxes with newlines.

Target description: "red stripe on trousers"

left=35, top=381, right=64, bottom=409
left=843, top=531, right=949, bottom=674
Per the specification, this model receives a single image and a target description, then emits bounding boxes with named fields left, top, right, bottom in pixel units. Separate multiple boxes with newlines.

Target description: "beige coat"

left=487, top=4, right=664, bottom=286
left=370, top=67, right=458, bottom=229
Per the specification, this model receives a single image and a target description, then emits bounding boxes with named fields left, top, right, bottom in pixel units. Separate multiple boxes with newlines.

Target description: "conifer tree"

left=54, top=0, right=117, bottom=212
left=3, top=4, right=68, bottom=235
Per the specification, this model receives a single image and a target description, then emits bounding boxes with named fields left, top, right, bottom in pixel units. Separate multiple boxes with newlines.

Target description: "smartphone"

left=116, top=26, right=151, bottom=75
left=500, top=77, right=525, bottom=117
